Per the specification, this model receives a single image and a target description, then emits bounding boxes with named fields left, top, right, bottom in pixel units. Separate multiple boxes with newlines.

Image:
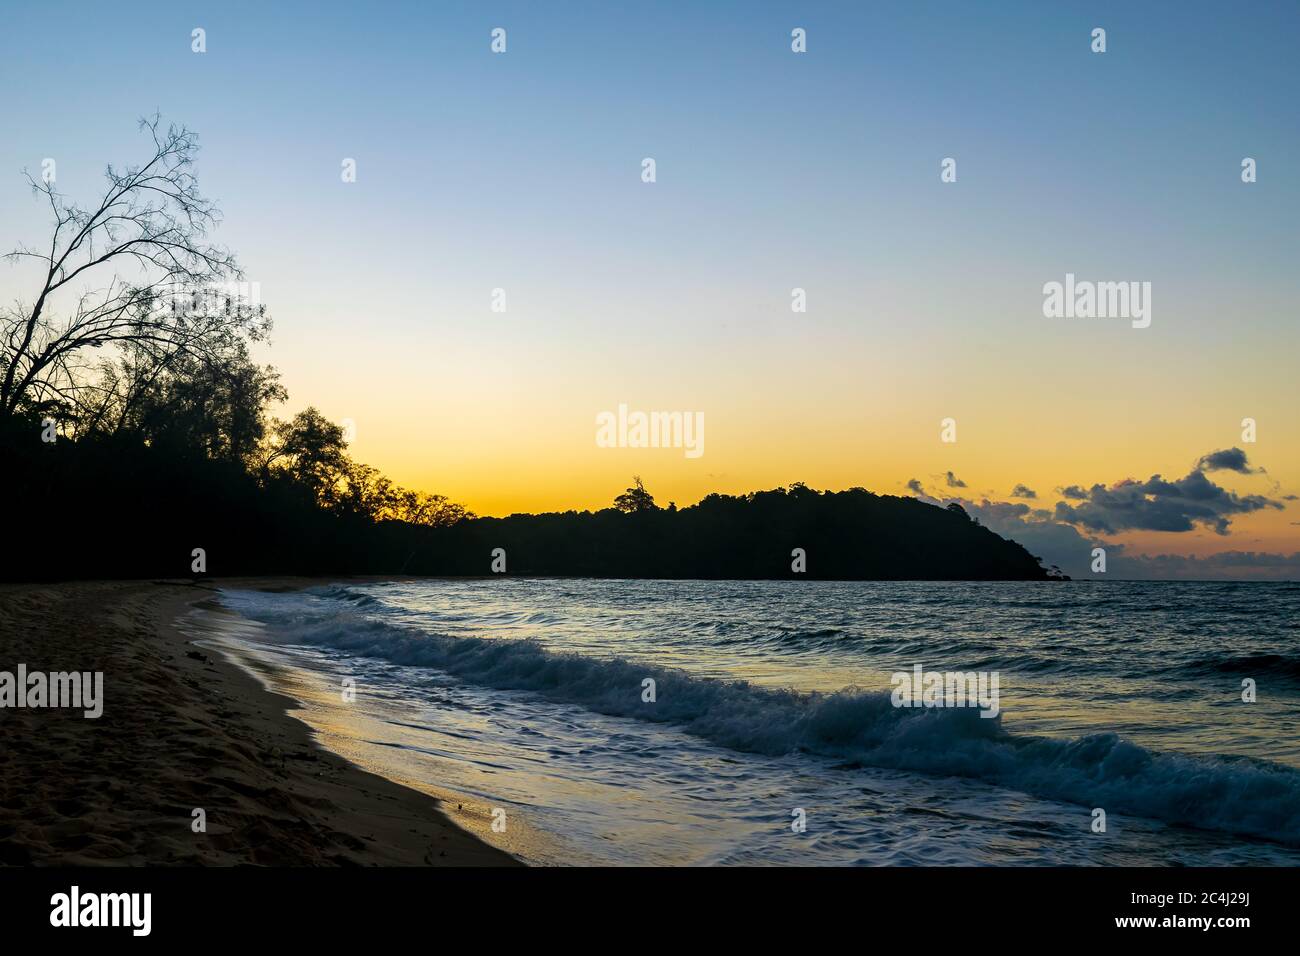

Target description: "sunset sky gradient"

left=2, top=1, right=1297, bottom=576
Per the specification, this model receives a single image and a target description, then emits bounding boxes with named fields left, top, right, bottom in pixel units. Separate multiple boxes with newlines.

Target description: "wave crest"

left=223, top=589, right=1300, bottom=846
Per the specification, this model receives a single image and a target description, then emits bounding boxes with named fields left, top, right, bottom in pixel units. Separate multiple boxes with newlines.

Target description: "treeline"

left=3, top=436, right=1056, bottom=580
left=403, top=481, right=1058, bottom=580
left=1, top=404, right=470, bottom=581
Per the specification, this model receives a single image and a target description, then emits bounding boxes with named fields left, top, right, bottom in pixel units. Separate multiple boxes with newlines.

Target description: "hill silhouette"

left=408, top=482, right=1056, bottom=580
left=2, top=430, right=1056, bottom=581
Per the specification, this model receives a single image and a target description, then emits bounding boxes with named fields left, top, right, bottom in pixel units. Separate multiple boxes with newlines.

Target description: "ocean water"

left=206, top=579, right=1300, bottom=865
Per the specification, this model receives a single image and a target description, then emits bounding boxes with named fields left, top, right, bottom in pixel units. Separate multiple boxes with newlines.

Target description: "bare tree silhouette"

left=0, top=115, right=268, bottom=429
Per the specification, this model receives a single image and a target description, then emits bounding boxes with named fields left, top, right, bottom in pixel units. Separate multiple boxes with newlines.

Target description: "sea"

left=190, top=579, right=1300, bottom=865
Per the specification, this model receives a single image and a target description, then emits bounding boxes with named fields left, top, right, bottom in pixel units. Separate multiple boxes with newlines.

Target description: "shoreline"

left=0, top=579, right=519, bottom=866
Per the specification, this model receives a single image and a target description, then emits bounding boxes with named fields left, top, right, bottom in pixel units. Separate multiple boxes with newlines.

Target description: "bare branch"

left=1, top=117, right=263, bottom=423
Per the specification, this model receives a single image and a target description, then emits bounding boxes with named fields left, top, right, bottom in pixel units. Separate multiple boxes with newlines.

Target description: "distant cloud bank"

left=907, top=448, right=1294, bottom=579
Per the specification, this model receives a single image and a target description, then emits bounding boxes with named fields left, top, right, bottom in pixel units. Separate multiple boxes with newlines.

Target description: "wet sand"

left=0, top=580, right=519, bottom=866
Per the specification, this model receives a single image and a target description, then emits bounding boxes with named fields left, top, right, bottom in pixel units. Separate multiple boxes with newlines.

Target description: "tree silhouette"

left=0, top=115, right=267, bottom=430
left=262, top=407, right=349, bottom=499
left=85, top=340, right=285, bottom=466
left=614, top=475, right=658, bottom=513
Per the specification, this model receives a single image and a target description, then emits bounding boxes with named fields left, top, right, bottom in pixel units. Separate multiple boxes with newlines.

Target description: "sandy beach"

left=0, top=580, right=518, bottom=866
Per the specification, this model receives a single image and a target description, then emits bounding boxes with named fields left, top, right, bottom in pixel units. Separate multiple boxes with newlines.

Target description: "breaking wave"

left=222, top=587, right=1300, bottom=846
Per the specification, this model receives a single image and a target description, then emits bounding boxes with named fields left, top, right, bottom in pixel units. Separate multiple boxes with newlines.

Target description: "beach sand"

left=0, top=580, right=519, bottom=866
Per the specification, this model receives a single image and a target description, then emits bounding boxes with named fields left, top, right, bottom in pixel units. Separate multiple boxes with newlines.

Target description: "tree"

left=787, top=481, right=816, bottom=498
left=1, top=116, right=269, bottom=429
left=330, top=460, right=397, bottom=520
left=394, top=489, right=473, bottom=527
left=614, top=475, right=658, bottom=513
left=262, top=407, right=349, bottom=502
left=83, top=340, right=285, bottom=466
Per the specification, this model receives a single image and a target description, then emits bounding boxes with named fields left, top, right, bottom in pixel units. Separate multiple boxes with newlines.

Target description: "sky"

left=1, top=1, right=1297, bottom=577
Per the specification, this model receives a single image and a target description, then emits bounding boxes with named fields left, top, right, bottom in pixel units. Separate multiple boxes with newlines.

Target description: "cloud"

left=907, top=446, right=1293, bottom=578
left=1052, top=469, right=1282, bottom=536
left=952, top=497, right=1100, bottom=578
left=1111, top=551, right=1300, bottom=580
left=921, top=447, right=1292, bottom=578
left=1196, top=447, right=1257, bottom=474
left=939, top=494, right=1299, bottom=580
